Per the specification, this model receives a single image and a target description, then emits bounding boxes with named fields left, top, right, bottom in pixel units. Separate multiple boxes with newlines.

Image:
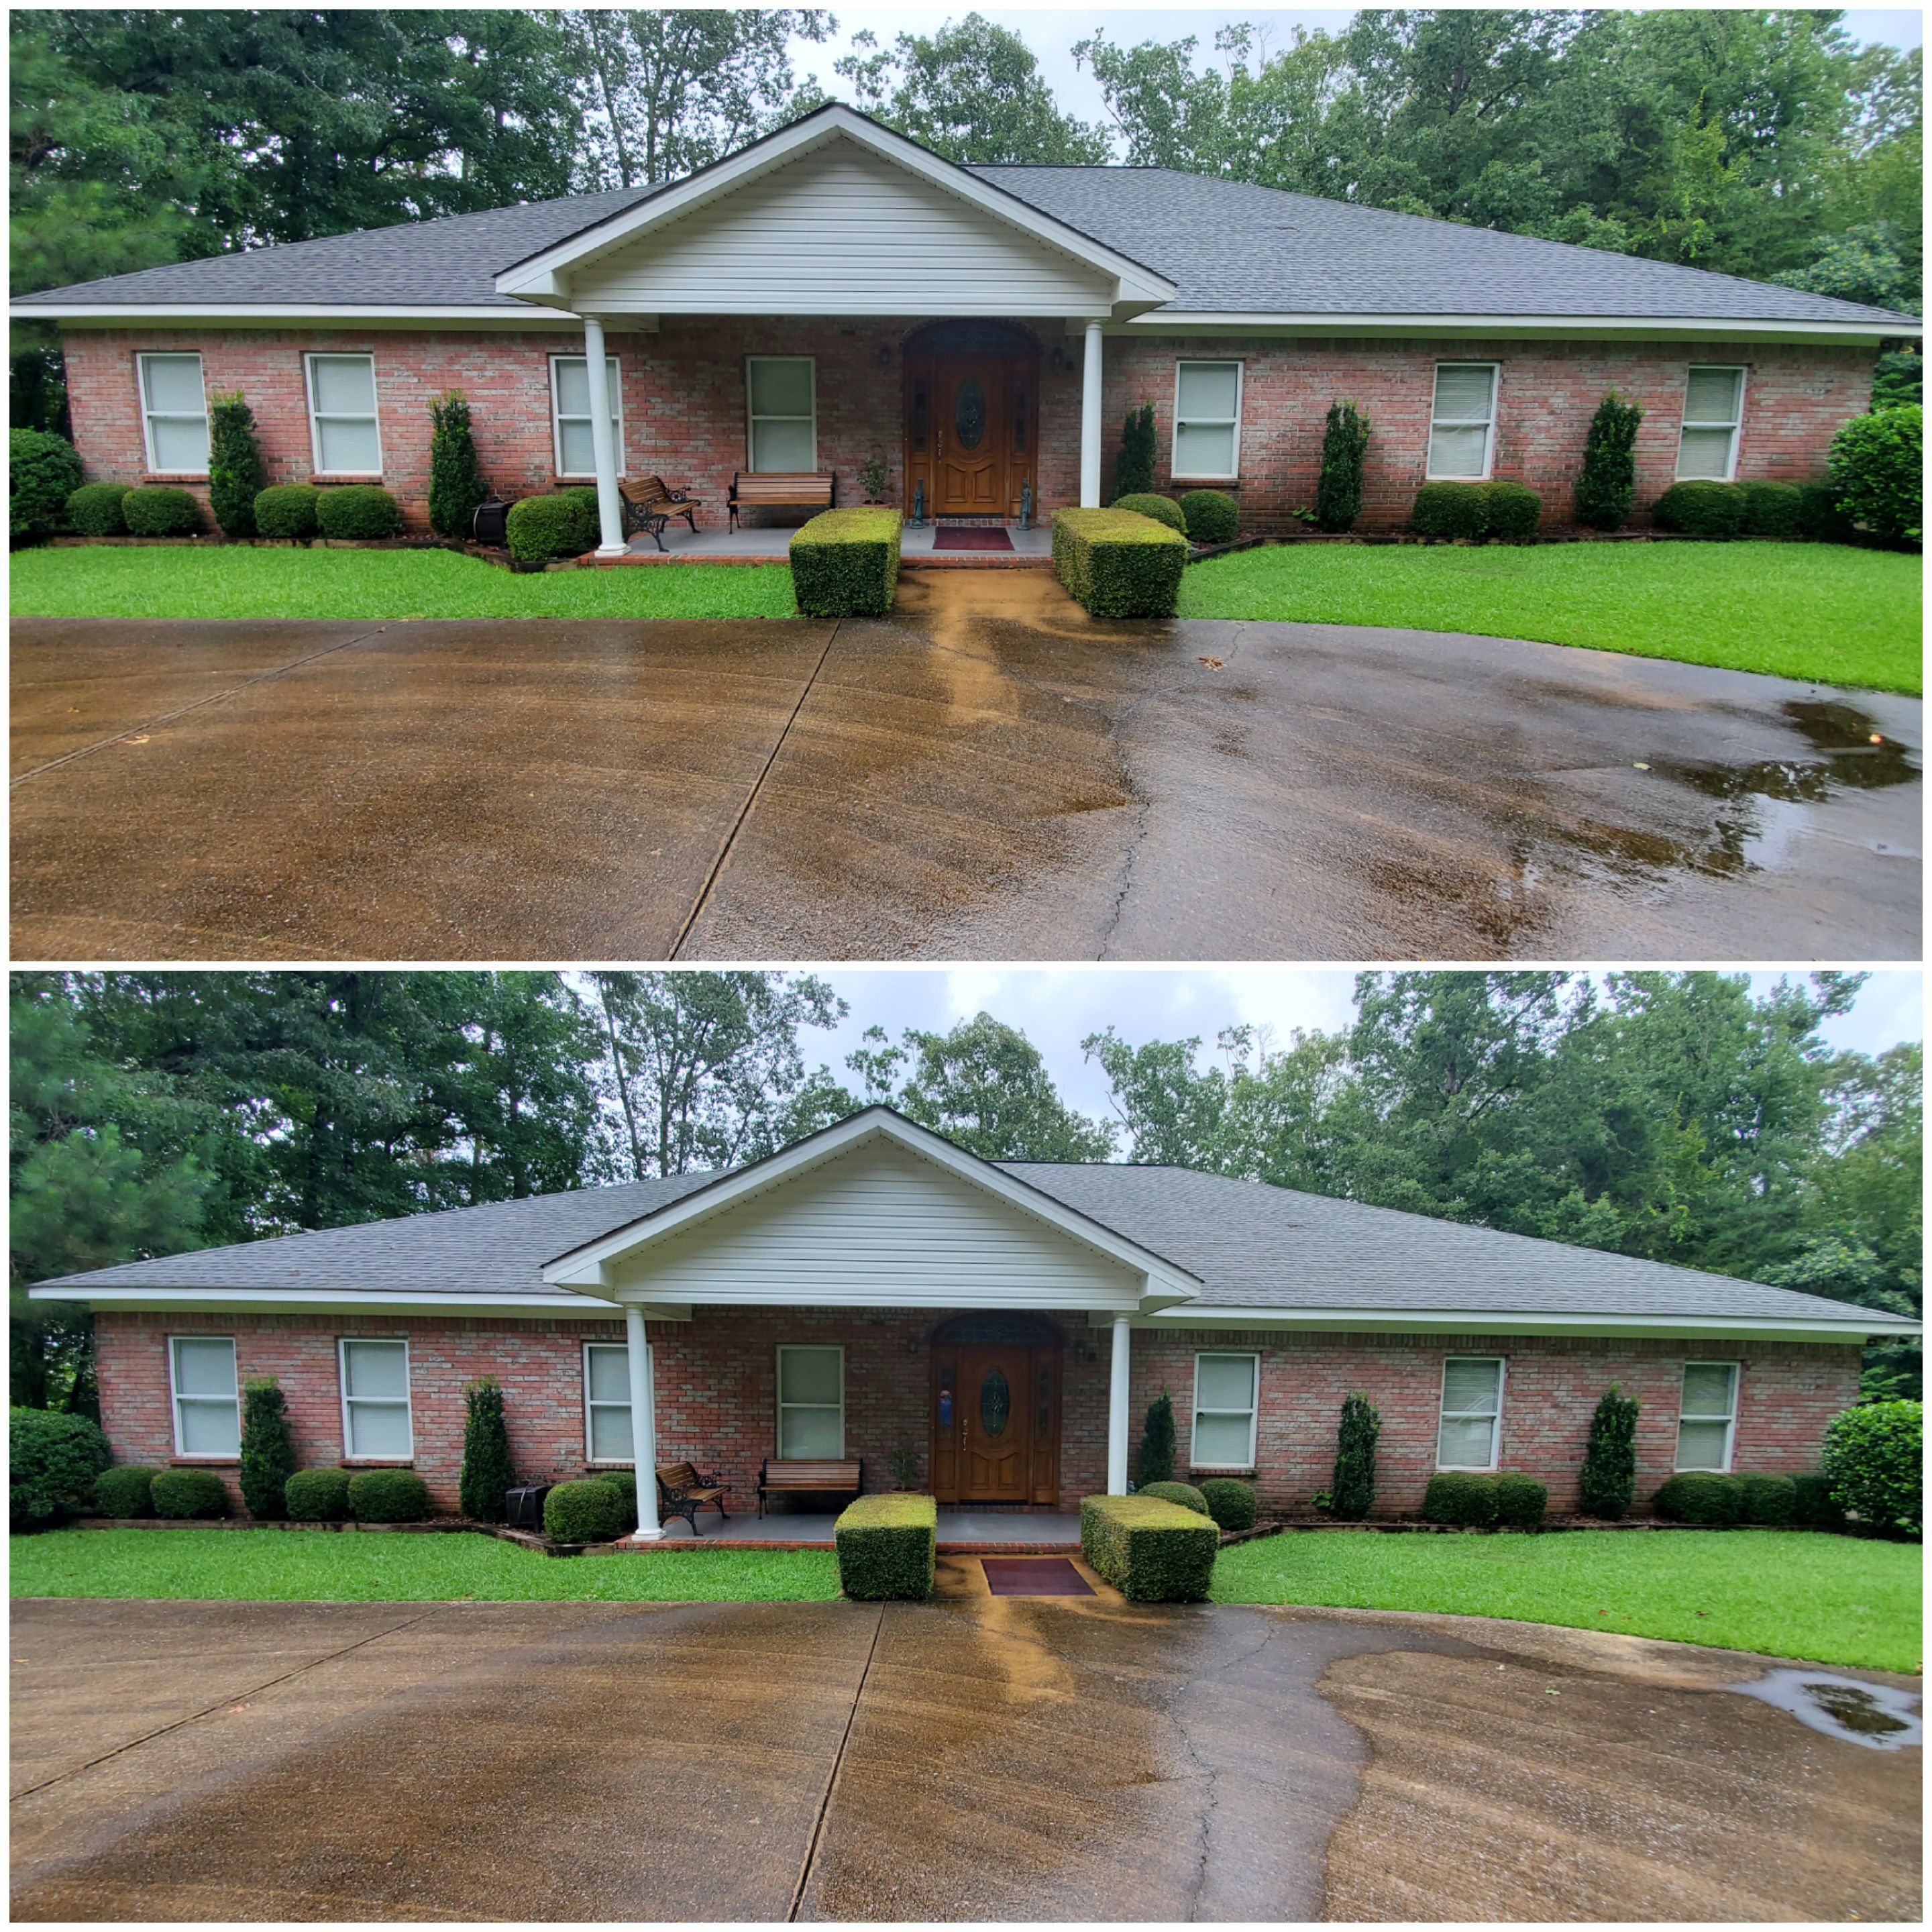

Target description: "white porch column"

left=582, top=315, right=627, bottom=556
left=625, top=1305, right=663, bottom=1540
left=1079, top=319, right=1105, bottom=507
left=1106, top=1313, right=1132, bottom=1493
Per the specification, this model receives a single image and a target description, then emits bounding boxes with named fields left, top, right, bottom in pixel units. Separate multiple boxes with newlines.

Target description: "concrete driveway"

left=11, top=1594, right=1919, bottom=1921
left=11, top=577, right=1919, bottom=961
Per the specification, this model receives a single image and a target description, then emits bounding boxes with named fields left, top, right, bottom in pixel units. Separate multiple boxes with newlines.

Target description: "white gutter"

left=1118, top=311, right=1920, bottom=343
left=25, top=1283, right=653, bottom=1317
left=1130, top=1305, right=1915, bottom=1341
left=8, top=304, right=586, bottom=330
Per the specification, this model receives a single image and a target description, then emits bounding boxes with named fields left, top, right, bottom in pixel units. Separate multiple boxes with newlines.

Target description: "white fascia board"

left=1121, top=1305, right=1911, bottom=1342
left=1120, top=311, right=1920, bottom=344
left=495, top=108, right=1176, bottom=309
left=25, top=1283, right=691, bottom=1320
left=12, top=304, right=586, bottom=331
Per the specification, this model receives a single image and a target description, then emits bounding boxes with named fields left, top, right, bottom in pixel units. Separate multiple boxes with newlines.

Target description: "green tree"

left=1136, top=1388, right=1177, bottom=1487
left=238, top=1377, right=296, bottom=1519
left=1578, top=1385, right=1640, bottom=1519
left=1330, top=1392, right=1379, bottom=1519
left=460, top=1376, right=516, bottom=1521
left=206, top=390, right=266, bottom=538
left=427, top=390, right=487, bottom=541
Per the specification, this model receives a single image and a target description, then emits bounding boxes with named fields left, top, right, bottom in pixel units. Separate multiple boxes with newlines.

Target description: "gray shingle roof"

left=33, top=1161, right=1913, bottom=1331
left=16, top=152, right=1916, bottom=330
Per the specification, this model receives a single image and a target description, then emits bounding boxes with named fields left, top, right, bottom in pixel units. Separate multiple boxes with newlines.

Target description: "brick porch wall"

left=59, top=323, right=1873, bottom=538
left=95, top=1309, right=1858, bottom=1519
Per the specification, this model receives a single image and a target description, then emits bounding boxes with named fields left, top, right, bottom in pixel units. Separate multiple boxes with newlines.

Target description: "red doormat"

left=981, top=1556, right=1093, bottom=1596
left=932, top=527, right=1014, bottom=551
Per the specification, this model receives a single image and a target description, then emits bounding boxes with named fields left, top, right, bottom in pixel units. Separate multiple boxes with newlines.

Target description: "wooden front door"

left=930, top=1330, right=1063, bottom=1505
left=933, top=358, right=1006, bottom=515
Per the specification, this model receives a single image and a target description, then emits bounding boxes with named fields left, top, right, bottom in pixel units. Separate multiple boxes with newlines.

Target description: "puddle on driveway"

left=1647, top=698, right=1918, bottom=807
left=1727, top=1670, right=1923, bottom=1750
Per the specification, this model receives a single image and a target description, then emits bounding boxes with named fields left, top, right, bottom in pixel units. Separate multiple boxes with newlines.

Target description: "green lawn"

left=1179, top=541, right=1923, bottom=694
left=9, top=1527, right=840, bottom=1603
left=1212, top=1528, right=1922, bottom=1672
left=9, top=545, right=798, bottom=622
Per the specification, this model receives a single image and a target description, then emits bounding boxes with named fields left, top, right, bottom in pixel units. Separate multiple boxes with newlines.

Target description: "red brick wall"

left=97, top=1308, right=1858, bottom=1519
left=59, top=323, right=1873, bottom=536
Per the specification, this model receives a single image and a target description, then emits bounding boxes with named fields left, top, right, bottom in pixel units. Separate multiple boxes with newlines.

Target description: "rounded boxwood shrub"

left=1482, top=480, right=1542, bottom=541
left=93, top=1465, right=160, bottom=1518
left=284, top=1466, right=353, bottom=1521
left=66, top=482, right=129, bottom=536
left=121, top=485, right=202, bottom=537
left=11, top=429, right=84, bottom=537
left=1821, top=1399, right=1921, bottom=1534
left=1422, top=1471, right=1498, bottom=1527
left=152, top=1467, right=230, bottom=1519
left=315, top=484, right=403, bottom=541
left=1493, top=1471, right=1548, bottom=1530
left=9, top=1408, right=112, bottom=1527
left=347, top=1467, right=430, bottom=1523
left=1794, top=480, right=1857, bottom=543
left=1733, top=1471, right=1796, bottom=1526
left=1790, top=1470, right=1847, bottom=1531
left=253, top=484, right=321, bottom=539
left=1739, top=480, right=1803, bottom=537
left=1410, top=480, right=1489, bottom=539
left=595, top=1468, right=638, bottom=1509
left=1179, top=488, right=1238, bottom=545
left=506, top=491, right=596, bottom=564
left=1653, top=1471, right=1743, bottom=1525
left=1827, top=405, right=1921, bottom=543
left=1198, top=1477, right=1256, bottom=1532
left=1111, top=492, right=1187, bottom=531
left=1650, top=480, right=1746, bottom=536
left=1138, top=1479, right=1210, bottom=1515
left=544, top=1476, right=628, bottom=1544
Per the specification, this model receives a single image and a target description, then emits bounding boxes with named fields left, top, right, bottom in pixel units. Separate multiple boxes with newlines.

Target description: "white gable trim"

left=496, top=106, right=1175, bottom=315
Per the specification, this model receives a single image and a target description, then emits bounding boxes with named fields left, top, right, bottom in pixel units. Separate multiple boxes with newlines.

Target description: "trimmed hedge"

left=1650, top=480, right=1746, bottom=536
left=1494, top=1472, right=1548, bottom=1531
left=1081, top=1494, right=1218, bottom=1601
left=1052, top=508, right=1187, bottom=619
left=1112, top=492, right=1187, bottom=531
left=1138, top=1480, right=1210, bottom=1515
left=93, top=1466, right=160, bottom=1517
left=9, top=1408, right=111, bottom=1527
left=347, top=1468, right=430, bottom=1523
left=790, top=506, right=902, bottom=617
left=1734, top=1472, right=1796, bottom=1526
left=1790, top=1470, right=1847, bottom=1531
left=1795, top=480, right=1856, bottom=543
left=122, top=486, right=202, bottom=537
left=11, top=429, right=83, bottom=537
left=1482, top=480, right=1542, bottom=541
left=284, top=1466, right=353, bottom=1521
left=544, top=1476, right=627, bottom=1544
left=835, top=1491, right=937, bottom=1600
left=66, top=482, right=129, bottom=536
left=1653, top=1471, right=1745, bottom=1525
left=316, top=484, right=403, bottom=541
left=1410, top=480, right=1488, bottom=539
left=1422, top=1471, right=1499, bottom=1527
left=595, top=1468, right=638, bottom=1509
left=1828, top=405, right=1921, bottom=543
left=1179, top=488, right=1238, bottom=545
left=1198, top=1477, right=1256, bottom=1532
left=152, top=1468, right=230, bottom=1519
left=505, top=491, right=594, bottom=563
left=1821, top=1399, right=1921, bottom=1534
left=254, top=483, right=321, bottom=539
left=1739, top=479, right=1803, bottom=537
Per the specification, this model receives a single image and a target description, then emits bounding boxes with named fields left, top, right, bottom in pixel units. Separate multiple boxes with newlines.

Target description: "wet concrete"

left=11, top=605, right=1920, bottom=961
left=10, top=1597, right=1919, bottom=1922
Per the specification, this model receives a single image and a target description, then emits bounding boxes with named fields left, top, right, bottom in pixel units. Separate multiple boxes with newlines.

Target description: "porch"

left=594, top=519, right=1055, bottom=566
left=631, top=1507, right=1084, bottom=1552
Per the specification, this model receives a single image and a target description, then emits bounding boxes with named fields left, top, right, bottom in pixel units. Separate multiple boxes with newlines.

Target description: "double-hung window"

left=1172, top=360, right=1243, bottom=480
left=1675, top=1362, right=1739, bottom=1471
left=305, top=352, right=382, bottom=474
left=746, top=357, right=816, bottom=471
left=170, top=1336, right=239, bottom=1456
left=584, top=1340, right=635, bottom=1462
left=1676, top=366, right=1745, bottom=480
left=551, top=354, right=623, bottom=478
left=1190, top=1352, right=1259, bottom=1468
left=1436, top=1356, right=1504, bottom=1469
left=138, top=354, right=210, bottom=474
left=339, top=1338, right=413, bottom=1458
left=1428, top=362, right=1499, bottom=479
left=776, top=1345, right=843, bottom=1457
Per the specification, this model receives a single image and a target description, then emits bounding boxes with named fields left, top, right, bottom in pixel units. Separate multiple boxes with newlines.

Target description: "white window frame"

left=1189, top=1350, right=1260, bottom=1470
left=549, top=353, right=625, bottom=480
left=1675, top=1361, right=1740, bottom=1472
left=303, top=352, right=383, bottom=476
left=1171, top=358, right=1244, bottom=482
left=583, top=1339, right=641, bottom=1466
left=337, top=1336, right=413, bottom=1460
left=168, top=1334, right=239, bottom=1458
left=775, top=1344, right=844, bottom=1459
left=137, top=352, right=210, bottom=476
left=1436, top=1355, right=1505, bottom=1471
left=1427, top=362, right=1499, bottom=480
left=745, top=356, right=817, bottom=472
left=1676, top=365, right=1746, bottom=482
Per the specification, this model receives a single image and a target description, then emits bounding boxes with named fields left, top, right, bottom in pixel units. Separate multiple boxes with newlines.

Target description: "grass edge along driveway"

left=1179, top=540, right=1923, bottom=695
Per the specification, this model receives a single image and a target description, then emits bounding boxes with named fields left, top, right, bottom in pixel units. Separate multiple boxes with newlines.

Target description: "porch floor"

left=621, top=1507, right=1083, bottom=1551
left=594, top=521, right=1055, bottom=566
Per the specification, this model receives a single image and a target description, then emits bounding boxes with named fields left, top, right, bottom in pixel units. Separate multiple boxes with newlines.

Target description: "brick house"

left=13, top=105, right=1919, bottom=547
left=30, top=1108, right=1911, bottom=1538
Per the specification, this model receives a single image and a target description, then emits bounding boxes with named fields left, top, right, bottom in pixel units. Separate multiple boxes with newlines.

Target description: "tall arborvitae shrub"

left=1575, top=390, right=1644, bottom=531
left=1578, top=1384, right=1640, bottom=1519
left=238, top=1377, right=297, bottom=1519
left=428, top=390, right=488, bottom=539
left=460, top=1375, right=515, bottom=1522
left=1330, top=1392, right=1380, bottom=1519
left=1135, top=1388, right=1177, bottom=1489
left=1313, top=400, right=1370, bottom=532
left=1114, top=402, right=1157, bottom=500
left=207, top=391, right=266, bottom=538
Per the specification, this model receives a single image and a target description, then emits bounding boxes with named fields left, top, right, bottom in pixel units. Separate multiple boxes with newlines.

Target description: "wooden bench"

left=619, top=475, right=702, bottom=552
left=729, top=471, right=835, bottom=532
left=757, top=1458, right=862, bottom=1519
left=655, top=1460, right=730, bottom=1536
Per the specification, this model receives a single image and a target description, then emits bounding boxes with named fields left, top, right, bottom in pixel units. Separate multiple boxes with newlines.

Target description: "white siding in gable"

left=568, top=141, right=1116, bottom=317
left=612, top=1138, right=1144, bottom=1308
